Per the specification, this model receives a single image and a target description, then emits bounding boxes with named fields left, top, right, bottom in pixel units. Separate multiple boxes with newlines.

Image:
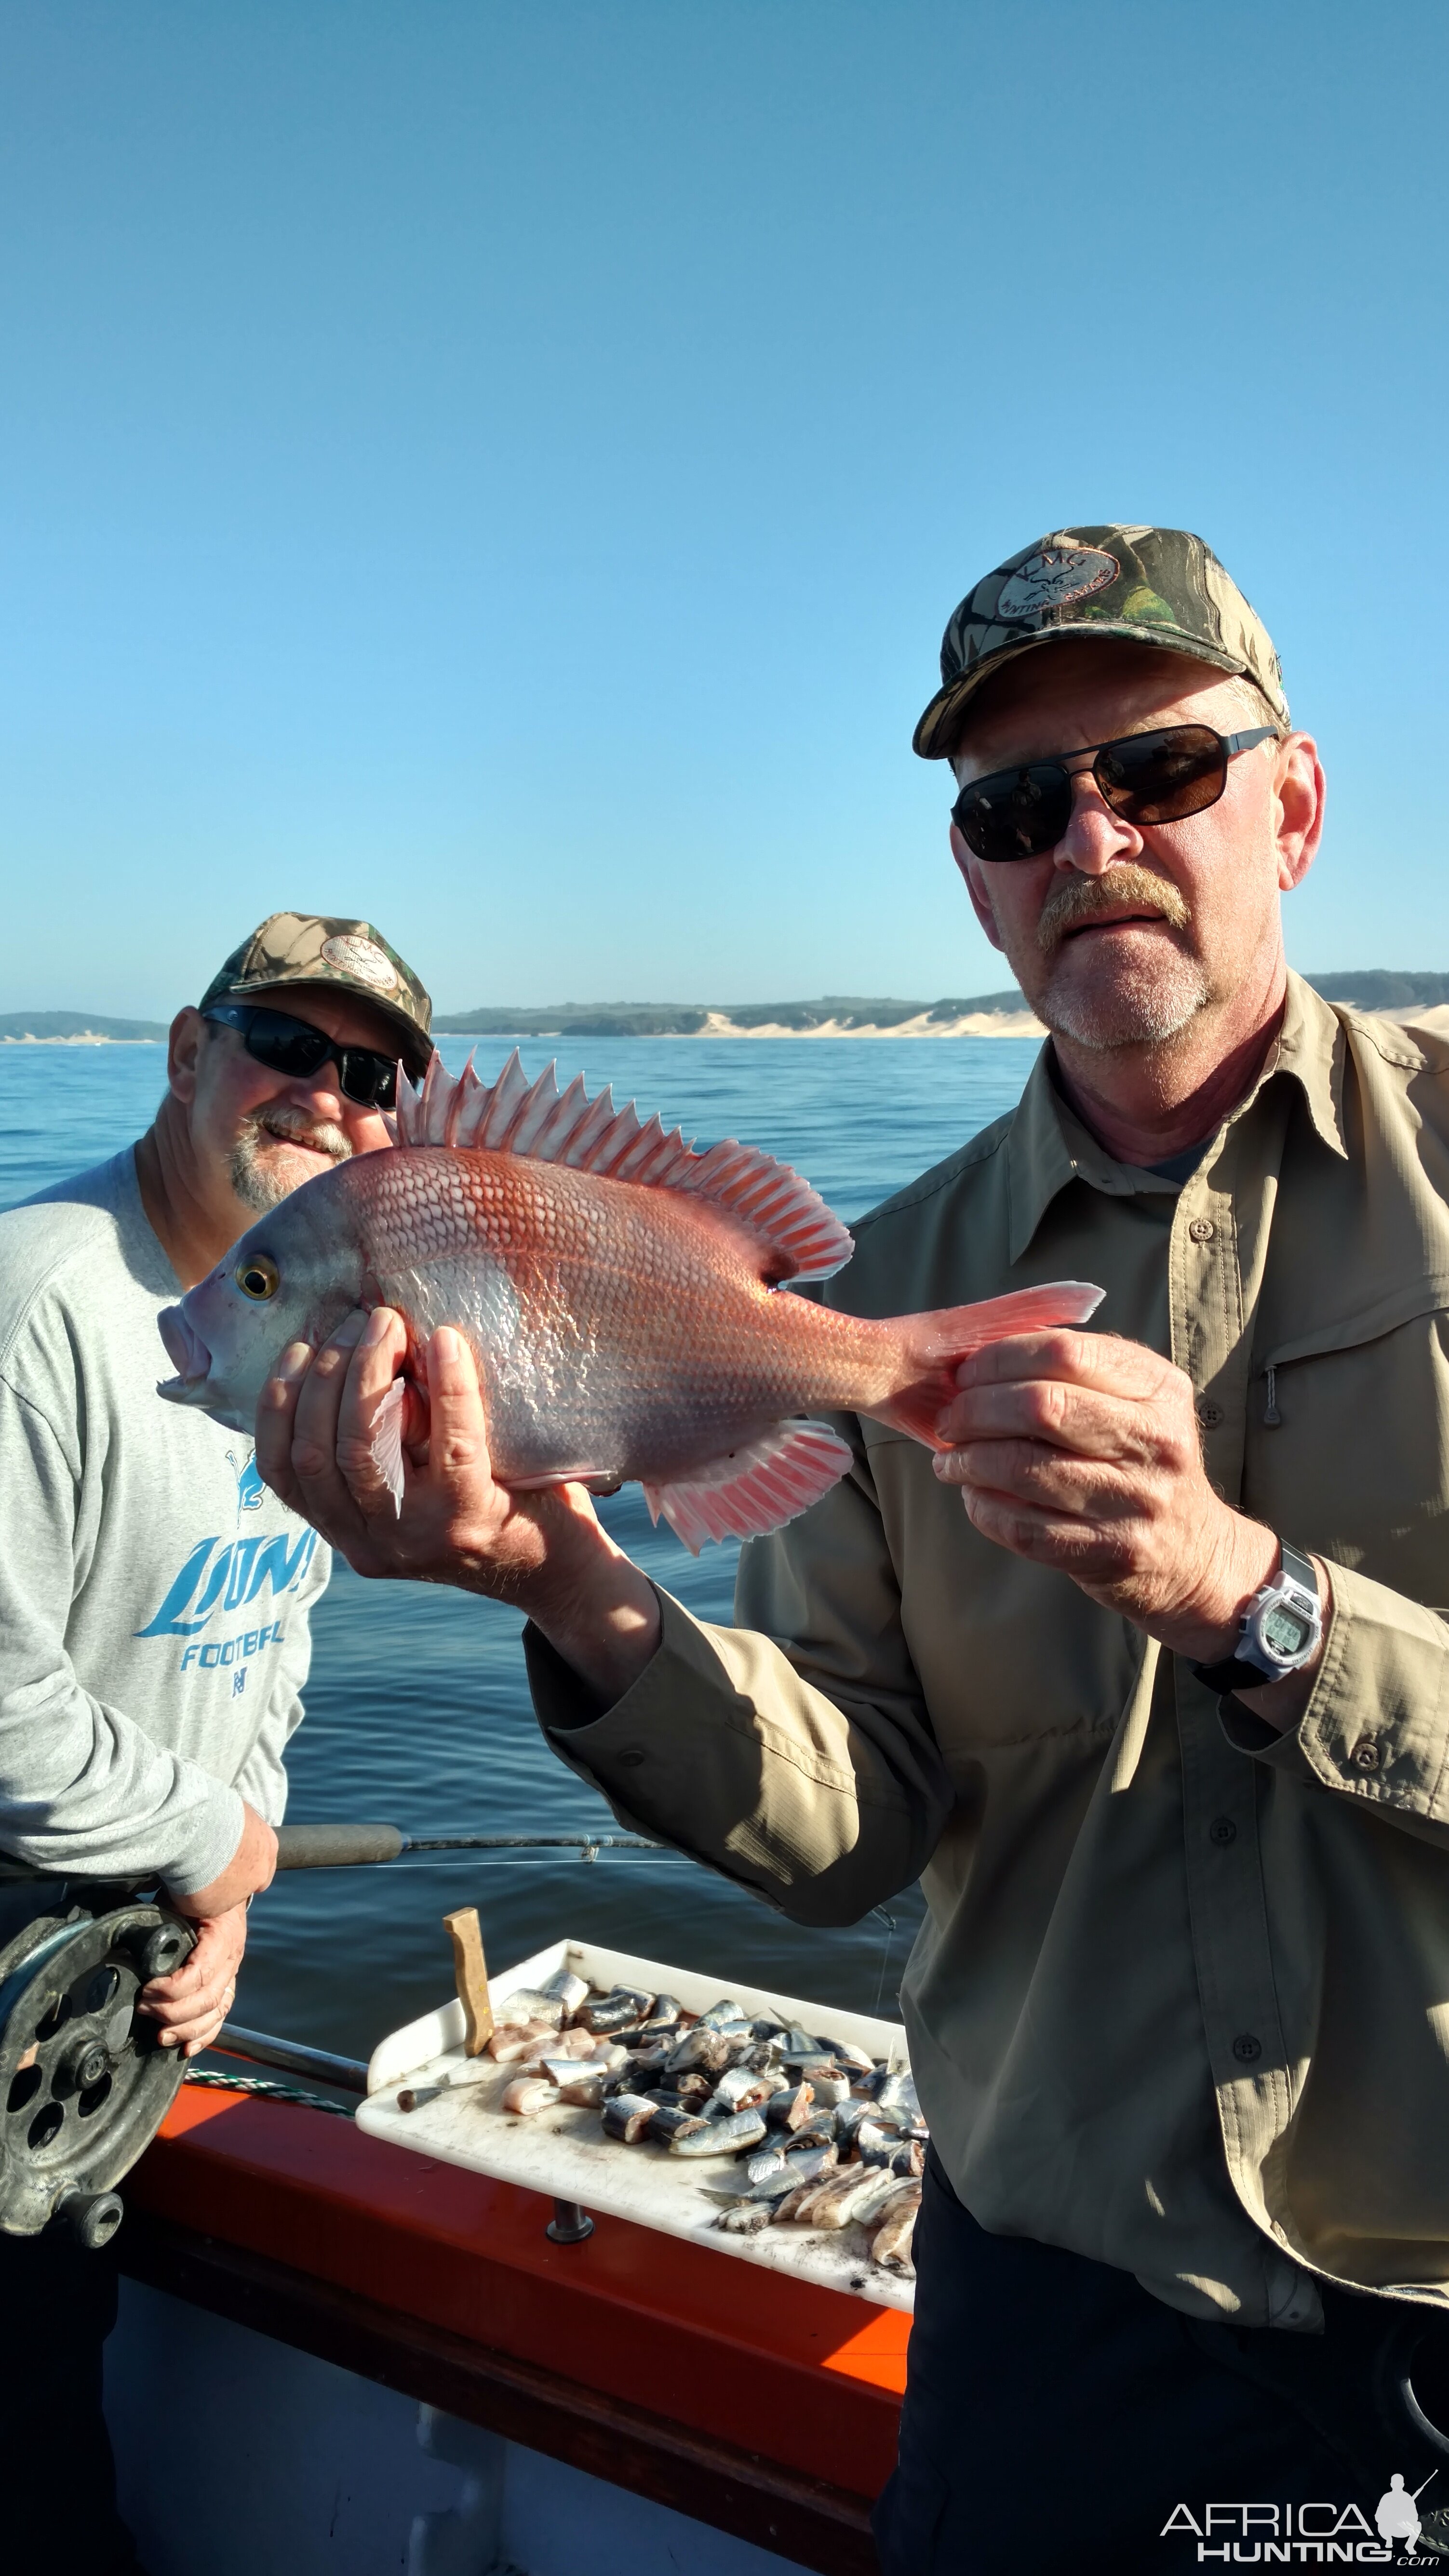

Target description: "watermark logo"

left=1163, top=2470, right=1437, bottom=2560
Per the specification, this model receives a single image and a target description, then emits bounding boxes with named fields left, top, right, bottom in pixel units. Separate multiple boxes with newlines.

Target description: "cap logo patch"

left=320, top=934, right=399, bottom=992
left=996, top=546, right=1119, bottom=623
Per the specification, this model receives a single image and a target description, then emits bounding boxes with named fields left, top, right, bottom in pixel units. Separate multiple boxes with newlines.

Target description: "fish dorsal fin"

left=398, top=1048, right=853, bottom=1283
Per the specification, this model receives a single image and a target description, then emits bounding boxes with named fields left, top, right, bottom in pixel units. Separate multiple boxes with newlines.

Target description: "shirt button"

left=1188, top=1217, right=1216, bottom=1243
left=1195, top=1399, right=1224, bottom=1428
left=1209, top=1816, right=1237, bottom=1846
left=1351, top=1738, right=1382, bottom=1773
left=615, top=1747, right=646, bottom=1769
left=1232, top=2033, right=1262, bottom=2064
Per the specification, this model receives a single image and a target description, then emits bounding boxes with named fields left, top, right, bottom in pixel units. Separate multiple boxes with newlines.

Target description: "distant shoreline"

left=0, top=1016, right=1045, bottom=1044
left=6, top=974, right=1449, bottom=1047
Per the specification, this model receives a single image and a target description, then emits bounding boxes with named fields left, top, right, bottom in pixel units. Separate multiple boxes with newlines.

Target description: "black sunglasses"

left=951, top=722, right=1281, bottom=865
left=203, top=1002, right=400, bottom=1109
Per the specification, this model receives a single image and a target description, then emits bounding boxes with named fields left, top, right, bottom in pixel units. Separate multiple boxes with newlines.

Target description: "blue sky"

left=0, top=2, right=1445, bottom=1018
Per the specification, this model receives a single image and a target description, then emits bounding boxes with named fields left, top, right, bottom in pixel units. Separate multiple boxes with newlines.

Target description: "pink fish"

left=157, top=1051, right=1101, bottom=1551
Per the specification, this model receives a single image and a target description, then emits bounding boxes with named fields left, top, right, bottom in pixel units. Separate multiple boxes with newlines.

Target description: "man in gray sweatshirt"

left=0, top=912, right=432, bottom=2576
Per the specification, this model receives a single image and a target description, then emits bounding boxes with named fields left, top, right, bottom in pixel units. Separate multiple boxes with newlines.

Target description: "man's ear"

left=167, top=1006, right=205, bottom=1104
left=1275, top=734, right=1326, bottom=894
left=950, top=822, right=1006, bottom=952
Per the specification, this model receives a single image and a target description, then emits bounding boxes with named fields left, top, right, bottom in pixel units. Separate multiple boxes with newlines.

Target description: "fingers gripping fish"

left=157, top=1049, right=1103, bottom=1551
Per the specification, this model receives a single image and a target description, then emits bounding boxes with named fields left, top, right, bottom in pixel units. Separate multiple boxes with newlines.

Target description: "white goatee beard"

left=229, top=1110, right=351, bottom=1213
left=1031, top=865, right=1211, bottom=1052
left=1039, top=952, right=1212, bottom=1051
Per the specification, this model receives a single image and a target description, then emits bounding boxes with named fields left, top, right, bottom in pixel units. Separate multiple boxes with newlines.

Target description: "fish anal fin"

left=397, top=1049, right=853, bottom=1284
left=644, top=1421, right=854, bottom=1556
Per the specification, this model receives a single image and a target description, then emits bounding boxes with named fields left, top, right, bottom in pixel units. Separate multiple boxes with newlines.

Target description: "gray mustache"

left=249, top=1110, right=351, bottom=1161
left=1037, top=867, right=1191, bottom=954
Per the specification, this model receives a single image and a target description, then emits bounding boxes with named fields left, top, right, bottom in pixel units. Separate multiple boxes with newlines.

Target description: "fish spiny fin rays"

left=399, top=1049, right=854, bottom=1284
left=642, top=1421, right=854, bottom=1556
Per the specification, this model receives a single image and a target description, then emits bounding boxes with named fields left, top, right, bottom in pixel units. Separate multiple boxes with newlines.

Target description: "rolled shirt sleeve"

left=528, top=1436, right=952, bottom=1924
left=1219, top=1563, right=1449, bottom=1843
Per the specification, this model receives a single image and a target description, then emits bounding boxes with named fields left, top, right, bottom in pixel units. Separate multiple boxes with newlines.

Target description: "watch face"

left=1262, top=1602, right=1313, bottom=1660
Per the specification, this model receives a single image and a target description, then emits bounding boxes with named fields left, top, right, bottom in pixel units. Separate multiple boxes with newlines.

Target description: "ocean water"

left=0, top=1035, right=1037, bottom=2060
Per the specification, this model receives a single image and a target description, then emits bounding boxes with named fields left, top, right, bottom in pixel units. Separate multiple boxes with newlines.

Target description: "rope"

left=183, top=2065, right=355, bottom=2118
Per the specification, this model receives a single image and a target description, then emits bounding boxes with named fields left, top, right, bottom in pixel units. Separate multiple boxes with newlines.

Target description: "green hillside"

left=0, top=1012, right=168, bottom=1041
left=432, top=992, right=1029, bottom=1036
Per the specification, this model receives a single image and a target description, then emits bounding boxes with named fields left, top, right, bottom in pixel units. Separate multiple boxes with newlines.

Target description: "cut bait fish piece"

left=766, top=2082, right=816, bottom=2133
left=799, top=2068, right=851, bottom=2108
left=645, top=2101, right=707, bottom=2142
left=697, top=1999, right=748, bottom=2030
left=500, top=2076, right=561, bottom=2115
left=494, top=1990, right=565, bottom=2030
left=876, top=2072, right=921, bottom=2121
left=538, top=1968, right=590, bottom=2013
left=576, top=1994, right=644, bottom=2035
left=668, top=2107, right=768, bottom=2158
left=485, top=2020, right=556, bottom=2064
left=744, top=2145, right=788, bottom=2187
left=707, top=2064, right=785, bottom=2115
left=665, top=2027, right=733, bottom=2075
left=602, top=2093, right=657, bottom=2144
left=556, top=2072, right=610, bottom=2108
left=715, top=2200, right=775, bottom=2234
left=543, top=2026, right=603, bottom=2061
left=788, top=2167, right=894, bottom=2230
left=872, top=2187, right=921, bottom=2274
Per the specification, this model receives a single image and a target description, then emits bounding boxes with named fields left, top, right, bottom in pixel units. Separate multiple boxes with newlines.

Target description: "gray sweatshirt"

left=0, top=1147, right=330, bottom=1893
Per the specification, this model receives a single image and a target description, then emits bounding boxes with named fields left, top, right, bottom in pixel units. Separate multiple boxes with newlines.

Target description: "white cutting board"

left=356, top=1936, right=916, bottom=2312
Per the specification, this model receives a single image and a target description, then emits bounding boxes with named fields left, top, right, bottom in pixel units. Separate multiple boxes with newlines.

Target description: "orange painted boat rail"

left=121, top=2082, right=907, bottom=2572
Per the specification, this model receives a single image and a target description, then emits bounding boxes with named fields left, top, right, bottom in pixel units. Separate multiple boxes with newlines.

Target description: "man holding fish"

left=0, top=912, right=430, bottom=2574
left=234, top=528, right=1449, bottom=2567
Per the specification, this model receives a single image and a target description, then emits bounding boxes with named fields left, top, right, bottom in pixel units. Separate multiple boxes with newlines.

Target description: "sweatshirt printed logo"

left=225, top=1448, right=268, bottom=1513
left=134, top=1528, right=319, bottom=1639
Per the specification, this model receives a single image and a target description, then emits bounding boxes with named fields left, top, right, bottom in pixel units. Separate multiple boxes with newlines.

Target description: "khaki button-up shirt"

left=528, top=975, right=1449, bottom=2328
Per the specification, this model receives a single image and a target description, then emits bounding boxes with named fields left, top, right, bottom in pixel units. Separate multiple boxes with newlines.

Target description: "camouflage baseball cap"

left=912, top=524, right=1288, bottom=760
left=198, top=914, right=433, bottom=1081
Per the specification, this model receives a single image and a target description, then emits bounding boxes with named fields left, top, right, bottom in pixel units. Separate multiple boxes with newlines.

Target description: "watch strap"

left=1191, top=1542, right=1320, bottom=1693
left=1278, top=1540, right=1316, bottom=1596
left=1193, top=1652, right=1275, bottom=1693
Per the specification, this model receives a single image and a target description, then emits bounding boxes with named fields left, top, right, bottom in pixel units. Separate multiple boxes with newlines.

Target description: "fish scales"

left=160, top=1048, right=1102, bottom=1551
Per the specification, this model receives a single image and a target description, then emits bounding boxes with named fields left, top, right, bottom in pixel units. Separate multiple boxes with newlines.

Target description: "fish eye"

left=235, top=1253, right=280, bottom=1301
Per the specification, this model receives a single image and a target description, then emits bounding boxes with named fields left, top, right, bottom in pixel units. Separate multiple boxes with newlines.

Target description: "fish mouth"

left=157, top=1303, right=213, bottom=1397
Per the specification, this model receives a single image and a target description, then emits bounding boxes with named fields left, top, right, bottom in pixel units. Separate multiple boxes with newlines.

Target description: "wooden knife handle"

left=443, top=1906, right=494, bottom=2055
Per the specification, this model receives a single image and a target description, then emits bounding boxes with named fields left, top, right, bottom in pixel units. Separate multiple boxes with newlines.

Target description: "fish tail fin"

left=871, top=1281, right=1105, bottom=1447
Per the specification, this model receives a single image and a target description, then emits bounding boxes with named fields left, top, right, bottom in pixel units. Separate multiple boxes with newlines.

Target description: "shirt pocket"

left=1249, top=1285, right=1449, bottom=1595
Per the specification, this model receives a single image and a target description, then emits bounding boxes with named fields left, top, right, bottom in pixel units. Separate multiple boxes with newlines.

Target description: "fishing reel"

left=0, top=1900, right=194, bottom=2247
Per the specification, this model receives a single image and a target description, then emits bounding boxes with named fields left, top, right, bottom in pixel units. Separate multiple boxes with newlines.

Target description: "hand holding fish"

left=162, top=1047, right=1107, bottom=1697
left=932, top=1329, right=1328, bottom=1723
left=256, top=1304, right=664, bottom=1701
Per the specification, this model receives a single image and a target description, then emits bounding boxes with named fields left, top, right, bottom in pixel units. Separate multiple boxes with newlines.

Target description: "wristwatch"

left=1191, top=1542, right=1323, bottom=1693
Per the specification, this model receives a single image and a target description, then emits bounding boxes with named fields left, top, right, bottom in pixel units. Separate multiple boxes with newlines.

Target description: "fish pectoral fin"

left=643, top=1421, right=853, bottom=1556
left=369, top=1381, right=407, bottom=1516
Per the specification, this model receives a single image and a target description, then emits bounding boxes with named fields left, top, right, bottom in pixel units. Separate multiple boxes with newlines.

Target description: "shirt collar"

left=1005, top=969, right=1349, bottom=1266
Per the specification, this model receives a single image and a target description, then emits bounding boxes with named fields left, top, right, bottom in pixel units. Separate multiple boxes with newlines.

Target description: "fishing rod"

left=272, top=1824, right=661, bottom=1866
left=0, top=1820, right=662, bottom=2247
